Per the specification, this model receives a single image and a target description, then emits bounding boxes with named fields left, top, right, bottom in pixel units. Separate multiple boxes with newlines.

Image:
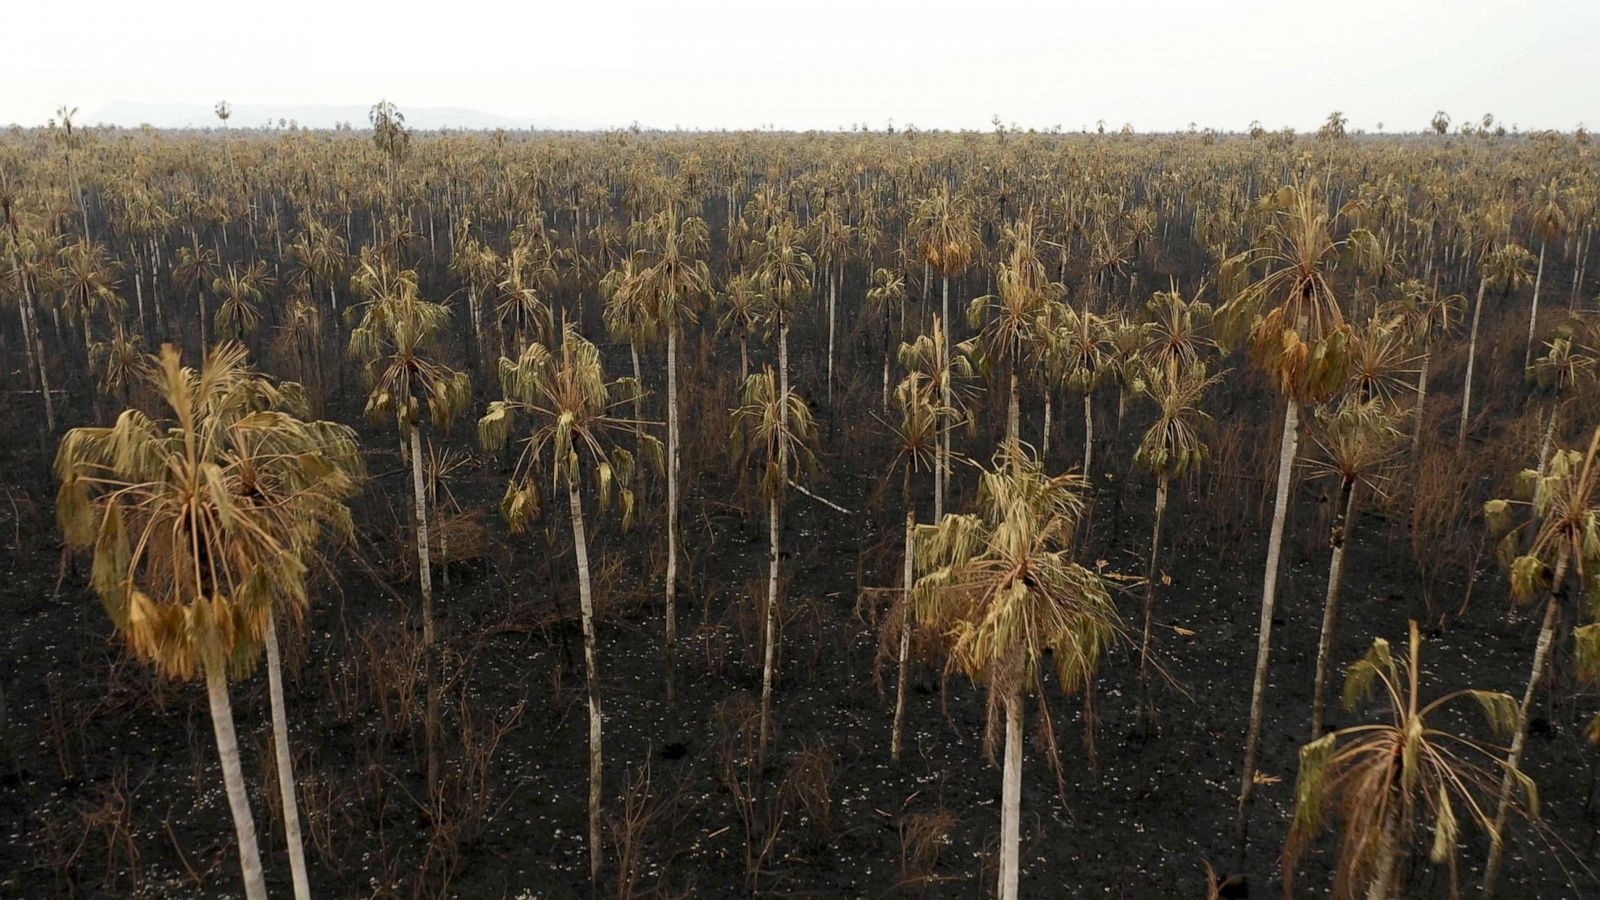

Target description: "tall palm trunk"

left=998, top=690, right=1023, bottom=900
left=1082, top=394, right=1094, bottom=477
left=1459, top=274, right=1488, bottom=448
left=940, top=278, right=951, bottom=505
left=1235, top=392, right=1300, bottom=866
left=5, top=244, right=53, bottom=430
left=826, top=264, right=837, bottom=406
left=568, top=476, right=604, bottom=885
left=760, top=491, right=780, bottom=761
left=1139, top=472, right=1169, bottom=716
left=264, top=611, right=312, bottom=900
left=1041, top=391, right=1052, bottom=459
left=408, top=425, right=439, bottom=797
left=760, top=319, right=789, bottom=761
left=1006, top=367, right=1020, bottom=449
left=891, top=468, right=914, bottom=762
left=1525, top=240, right=1546, bottom=370
left=666, top=325, right=679, bottom=702
left=1482, top=554, right=1566, bottom=897
left=1412, top=352, right=1430, bottom=456
left=206, top=661, right=268, bottom=900
left=1310, top=477, right=1359, bottom=737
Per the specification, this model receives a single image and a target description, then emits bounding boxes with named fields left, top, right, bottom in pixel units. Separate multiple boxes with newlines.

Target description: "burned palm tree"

left=1305, top=398, right=1403, bottom=737
left=1285, top=621, right=1530, bottom=900
left=912, top=444, right=1116, bottom=900
left=1217, top=181, right=1354, bottom=863
left=1133, top=362, right=1222, bottom=719
left=479, top=323, right=652, bottom=884
left=730, top=365, right=818, bottom=761
left=56, top=343, right=361, bottom=900
left=1480, top=426, right=1600, bottom=895
left=878, top=372, right=954, bottom=761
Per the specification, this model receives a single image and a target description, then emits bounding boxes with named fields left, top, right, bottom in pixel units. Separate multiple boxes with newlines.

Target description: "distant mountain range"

left=81, top=102, right=598, bottom=131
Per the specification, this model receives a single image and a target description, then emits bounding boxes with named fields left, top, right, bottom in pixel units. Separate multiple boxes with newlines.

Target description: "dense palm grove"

left=2, top=108, right=1599, bottom=898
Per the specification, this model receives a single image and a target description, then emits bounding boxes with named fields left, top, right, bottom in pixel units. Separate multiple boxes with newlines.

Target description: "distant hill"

left=83, top=102, right=598, bottom=132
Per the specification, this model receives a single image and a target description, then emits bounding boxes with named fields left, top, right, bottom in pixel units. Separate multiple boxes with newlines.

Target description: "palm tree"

left=1525, top=180, right=1569, bottom=368
left=1217, top=182, right=1355, bottom=864
left=631, top=207, right=712, bottom=700
left=716, top=271, right=765, bottom=385
left=1457, top=205, right=1512, bottom=447
left=56, top=343, right=360, bottom=900
left=880, top=372, right=953, bottom=761
left=1526, top=325, right=1597, bottom=476
left=968, top=217, right=1055, bottom=448
left=1479, top=426, right=1600, bottom=895
left=911, top=444, right=1116, bottom=900
left=811, top=205, right=852, bottom=405
left=480, top=322, right=650, bottom=884
left=213, top=260, right=273, bottom=343
left=914, top=188, right=980, bottom=501
left=1305, top=399, right=1403, bottom=737
left=899, top=316, right=977, bottom=522
left=2, top=190, right=60, bottom=430
left=867, top=267, right=908, bottom=411
left=347, top=258, right=470, bottom=796
left=1382, top=279, right=1461, bottom=454
left=1285, top=621, right=1529, bottom=900
left=58, top=237, right=121, bottom=353
left=1056, top=301, right=1111, bottom=478
left=1133, top=363, right=1221, bottom=716
left=730, top=365, right=818, bottom=761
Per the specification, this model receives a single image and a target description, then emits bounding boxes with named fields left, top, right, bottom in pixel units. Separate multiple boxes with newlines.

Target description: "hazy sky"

left=8, top=0, right=1596, bottom=132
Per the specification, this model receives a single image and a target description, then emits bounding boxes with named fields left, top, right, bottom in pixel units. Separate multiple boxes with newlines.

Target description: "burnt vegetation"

left=2, top=108, right=1600, bottom=898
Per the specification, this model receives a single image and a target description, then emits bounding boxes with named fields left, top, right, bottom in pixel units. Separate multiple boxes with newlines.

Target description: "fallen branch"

left=788, top=480, right=852, bottom=514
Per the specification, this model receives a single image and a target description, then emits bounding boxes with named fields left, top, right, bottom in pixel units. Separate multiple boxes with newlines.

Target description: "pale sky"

left=7, top=0, right=1596, bottom=132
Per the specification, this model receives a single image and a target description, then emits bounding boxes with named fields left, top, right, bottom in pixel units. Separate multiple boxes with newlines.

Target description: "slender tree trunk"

left=940, top=279, right=951, bottom=505
left=1082, top=393, right=1094, bottom=477
left=1366, top=800, right=1402, bottom=900
left=1412, top=352, right=1430, bottom=456
left=666, top=326, right=679, bottom=702
left=1235, top=392, right=1300, bottom=867
left=891, top=470, right=914, bottom=762
left=1310, top=478, right=1359, bottom=737
left=1006, top=367, right=1020, bottom=449
left=1041, top=391, right=1052, bottom=459
left=568, top=477, right=604, bottom=885
left=1139, top=472, right=1169, bottom=718
left=264, top=612, right=312, bottom=900
left=1459, top=274, right=1488, bottom=448
left=740, top=335, right=749, bottom=385
left=1482, top=566, right=1565, bottom=897
left=206, top=661, right=268, bottom=900
left=408, top=426, right=439, bottom=798
left=760, top=492, right=780, bottom=761
left=1525, top=240, right=1546, bottom=369
left=998, top=690, right=1023, bottom=900
left=827, top=266, right=837, bottom=406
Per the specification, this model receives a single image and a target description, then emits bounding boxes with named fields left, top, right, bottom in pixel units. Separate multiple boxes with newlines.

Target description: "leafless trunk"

left=568, top=477, right=605, bottom=885
left=666, top=325, right=680, bottom=701
left=1310, top=477, right=1359, bottom=737
left=408, top=426, right=439, bottom=797
left=998, top=691, right=1023, bottom=900
left=1139, top=473, right=1168, bottom=714
left=891, top=470, right=914, bottom=762
left=1235, top=392, right=1300, bottom=866
left=206, top=660, right=268, bottom=900
left=1482, top=561, right=1564, bottom=897
left=265, top=611, right=312, bottom=900
left=1525, top=240, right=1546, bottom=369
left=1459, top=274, right=1488, bottom=447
